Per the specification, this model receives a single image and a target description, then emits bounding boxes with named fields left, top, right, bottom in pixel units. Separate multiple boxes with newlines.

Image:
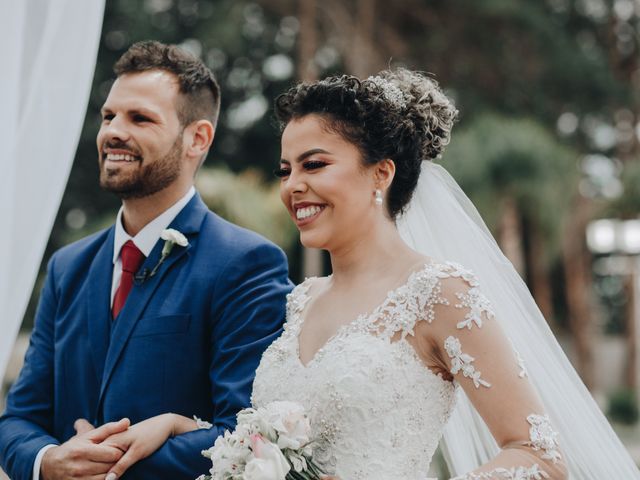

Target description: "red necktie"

left=112, top=240, right=145, bottom=319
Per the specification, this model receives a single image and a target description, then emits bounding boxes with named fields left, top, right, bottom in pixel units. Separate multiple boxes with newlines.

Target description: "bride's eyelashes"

left=273, top=167, right=290, bottom=178
left=273, top=160, right=328, bottom=178
left=302, top=160, right=327, bottom=171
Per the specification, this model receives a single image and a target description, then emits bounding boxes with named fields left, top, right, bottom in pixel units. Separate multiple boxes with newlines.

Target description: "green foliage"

left=441, top=113, right=579, bottom=260
left=608, top=388, right=640, bottom=425
left=196, top=167, right=297, bottom=253
left=372, top=0, right=633, bottom=138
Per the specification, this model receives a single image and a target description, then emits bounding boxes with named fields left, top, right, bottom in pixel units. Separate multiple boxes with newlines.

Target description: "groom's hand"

left=73, top=418, right=96, bottom=436
left=40, top=418, right=130, bottom=480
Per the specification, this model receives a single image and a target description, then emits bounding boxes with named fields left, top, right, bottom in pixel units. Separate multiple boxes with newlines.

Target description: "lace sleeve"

left=424, top=263, right=568, bottom=480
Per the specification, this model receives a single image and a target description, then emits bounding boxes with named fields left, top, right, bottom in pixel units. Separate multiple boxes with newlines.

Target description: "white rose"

left=245, top=435, right=290, bottom=480
left=244, top=457, right=289, bottom=480
left=160, top=228, right=188, bottom=247
left=209, top=431, right=251, bottom=478
left=265, top=401, right=311, bottom=450
left=237, top=407, right=277, bottom=442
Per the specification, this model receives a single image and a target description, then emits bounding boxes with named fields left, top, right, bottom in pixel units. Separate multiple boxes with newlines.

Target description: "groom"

left=0, top=41, right=291, bottom=480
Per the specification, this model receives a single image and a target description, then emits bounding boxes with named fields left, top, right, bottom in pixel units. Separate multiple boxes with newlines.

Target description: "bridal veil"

left=397, top=161, right=640, bottom=478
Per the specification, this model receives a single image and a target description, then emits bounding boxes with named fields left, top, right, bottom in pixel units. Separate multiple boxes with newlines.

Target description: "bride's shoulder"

left=410, top=258, right=488, bottom=309
left=286, top=275, right=329, bottom=314
left=410, top=259, right=495, bottom=332
left=416, top=257, right=481, bottom=288
left=290, top=275, right=330, bottom=297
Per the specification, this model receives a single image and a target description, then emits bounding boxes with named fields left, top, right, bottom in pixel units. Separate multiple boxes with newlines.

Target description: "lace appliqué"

left=435, top=261, right=479, bottom=285
left=444, top=336, right=491, bottom=388
left=435, top=261, right=495, bottom=330
left=285, top=280, right=312, bottom=325
left=527, top=414, right=562, bottom=463
left=193, top=416, right=212, bottom=429
left=355, top=263, right=450, bottom=341
left=359, top=261, right=493, bottom=341
left=454, top=287, right=494, bottom=330
left=511, top=340, right=528, bottom=378
left=451, top=464, right=549, bottom=479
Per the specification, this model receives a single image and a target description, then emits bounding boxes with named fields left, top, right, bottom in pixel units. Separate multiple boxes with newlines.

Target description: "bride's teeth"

left=296, top=206, right=323, bottom=220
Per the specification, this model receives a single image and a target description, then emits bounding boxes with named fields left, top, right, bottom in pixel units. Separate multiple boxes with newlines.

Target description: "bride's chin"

left=299, top=232, right=328, bottom=250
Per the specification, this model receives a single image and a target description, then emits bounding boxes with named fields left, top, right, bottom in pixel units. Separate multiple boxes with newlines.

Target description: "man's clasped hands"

left=41, top=414, right=191, bottom=480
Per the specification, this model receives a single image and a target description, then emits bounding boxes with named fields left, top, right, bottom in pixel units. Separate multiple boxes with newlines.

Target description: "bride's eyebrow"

left=280, top=148, right=332, bottom=165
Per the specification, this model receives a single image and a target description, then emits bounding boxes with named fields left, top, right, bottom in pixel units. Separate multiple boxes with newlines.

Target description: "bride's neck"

left=328, top=218, right=419, bottom=286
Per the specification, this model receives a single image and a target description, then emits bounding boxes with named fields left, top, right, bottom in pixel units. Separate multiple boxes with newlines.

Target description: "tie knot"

left=120, top=240, right=145, bottom=274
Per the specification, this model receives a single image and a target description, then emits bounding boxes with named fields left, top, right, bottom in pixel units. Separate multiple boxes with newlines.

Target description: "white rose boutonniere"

left=160, top=228, right=189, bottom=251
left=136, top=228, right=189, bottom=283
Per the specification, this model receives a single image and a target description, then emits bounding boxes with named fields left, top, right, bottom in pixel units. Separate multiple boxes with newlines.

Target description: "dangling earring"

left=374, top=189, right=383, bottom=206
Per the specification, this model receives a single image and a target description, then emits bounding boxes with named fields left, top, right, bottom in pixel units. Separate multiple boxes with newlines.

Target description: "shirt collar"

left=113, top=186, right=196, bottom=264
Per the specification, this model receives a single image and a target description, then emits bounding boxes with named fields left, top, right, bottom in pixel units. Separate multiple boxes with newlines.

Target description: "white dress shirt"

left=33, top=186, right=196, bottom=480
left=110, top=186, right=196, bottom=305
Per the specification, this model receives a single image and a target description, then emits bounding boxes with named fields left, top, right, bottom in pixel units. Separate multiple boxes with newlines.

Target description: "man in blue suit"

left=0, top=41, right=292, bottom=480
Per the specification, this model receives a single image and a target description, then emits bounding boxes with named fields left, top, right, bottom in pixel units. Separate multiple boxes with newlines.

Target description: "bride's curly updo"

left=275, top=68, right=458, bottom=218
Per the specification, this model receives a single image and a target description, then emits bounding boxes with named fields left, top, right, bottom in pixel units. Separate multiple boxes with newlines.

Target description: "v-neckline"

left=294, top=261, right=434, bottom=369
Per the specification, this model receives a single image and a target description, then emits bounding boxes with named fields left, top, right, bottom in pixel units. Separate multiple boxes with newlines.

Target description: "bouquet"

left=198, top=401, right=326, bottom=480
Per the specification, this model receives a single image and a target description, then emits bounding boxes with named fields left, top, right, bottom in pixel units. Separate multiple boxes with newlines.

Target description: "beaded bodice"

left=251, top=261, right=460, bottom=480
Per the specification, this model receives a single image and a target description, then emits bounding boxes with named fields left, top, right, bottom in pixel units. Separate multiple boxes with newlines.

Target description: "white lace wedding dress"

left=251, top=260, right=562, bottom=480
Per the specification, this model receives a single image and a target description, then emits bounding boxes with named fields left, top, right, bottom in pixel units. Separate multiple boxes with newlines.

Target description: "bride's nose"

left=292, top=181, right=308, bottom=194
left=283, top=172, right=309, bottom=195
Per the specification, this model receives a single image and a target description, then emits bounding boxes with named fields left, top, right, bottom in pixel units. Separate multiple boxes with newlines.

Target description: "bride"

left=100, top=69, right=640, bottom=480
left=250, top=69, right=640, bottom=479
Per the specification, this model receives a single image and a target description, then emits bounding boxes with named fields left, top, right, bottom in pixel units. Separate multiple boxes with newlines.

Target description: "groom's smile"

left=102, top=145, right=143, bottom=168
left=104, top=151, right=140, bottom=163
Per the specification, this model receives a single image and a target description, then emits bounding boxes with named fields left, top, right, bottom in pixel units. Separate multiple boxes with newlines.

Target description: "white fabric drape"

left=0, top=0, right=106, bottom=382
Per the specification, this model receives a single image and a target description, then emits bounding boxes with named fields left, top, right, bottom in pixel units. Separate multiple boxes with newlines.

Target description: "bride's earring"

left=374, top=189, right=383, bottom=206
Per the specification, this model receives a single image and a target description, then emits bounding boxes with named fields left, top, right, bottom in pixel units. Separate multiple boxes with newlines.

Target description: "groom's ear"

left=373, top=158, right=395, bottom=190
left=183, top=119, right=215, bottom=169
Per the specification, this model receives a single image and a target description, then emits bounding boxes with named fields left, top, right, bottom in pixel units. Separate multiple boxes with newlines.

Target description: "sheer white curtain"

left=0, top=0, right=105, bottom=382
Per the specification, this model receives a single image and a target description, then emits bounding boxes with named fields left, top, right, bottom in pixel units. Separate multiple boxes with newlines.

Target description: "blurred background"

left=2, top=0, right=640, bottom=476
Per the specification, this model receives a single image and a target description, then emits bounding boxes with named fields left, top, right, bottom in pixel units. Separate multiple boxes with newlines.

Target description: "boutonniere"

left=135, top=228, right=189, bottom=284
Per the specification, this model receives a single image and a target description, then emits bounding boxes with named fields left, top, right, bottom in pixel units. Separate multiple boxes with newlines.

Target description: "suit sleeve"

left=0, top=257, right=61, bottom=480
left=125, top=240, right=292, bottom=479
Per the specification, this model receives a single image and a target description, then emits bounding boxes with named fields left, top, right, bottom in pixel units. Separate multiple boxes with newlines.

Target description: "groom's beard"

left=99, top=134, right=183, bottom=199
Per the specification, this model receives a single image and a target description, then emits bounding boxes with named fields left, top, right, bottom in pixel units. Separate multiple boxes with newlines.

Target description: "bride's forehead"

left=281, top=115, right=356, bottom=151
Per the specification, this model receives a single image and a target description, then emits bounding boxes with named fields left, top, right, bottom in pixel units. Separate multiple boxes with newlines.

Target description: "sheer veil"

left=396, top=161, right=640, bottom=478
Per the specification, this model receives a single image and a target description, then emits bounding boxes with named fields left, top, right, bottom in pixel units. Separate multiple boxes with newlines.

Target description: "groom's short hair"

left=114, top=40, right=221, bottom=128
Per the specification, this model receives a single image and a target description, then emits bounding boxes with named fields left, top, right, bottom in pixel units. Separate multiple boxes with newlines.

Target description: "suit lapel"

left=98, top=194, right=209, bottom=404
left=87, top=228, right=115, bottom=383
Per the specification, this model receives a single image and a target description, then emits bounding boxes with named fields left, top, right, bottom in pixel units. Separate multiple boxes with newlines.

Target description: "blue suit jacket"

left=0, top=194, right=292, bottom=480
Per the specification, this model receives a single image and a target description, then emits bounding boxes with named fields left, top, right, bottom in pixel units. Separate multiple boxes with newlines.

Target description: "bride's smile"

left=293, top=202, right=326, bottom=224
